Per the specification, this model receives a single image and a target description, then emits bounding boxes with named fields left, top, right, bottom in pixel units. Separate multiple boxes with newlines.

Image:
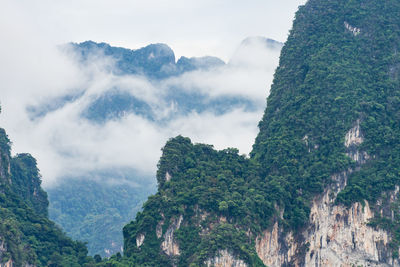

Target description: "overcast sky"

left=0, top=1, right=307, bottom=187
left=3, top=0, right=306, bottom=60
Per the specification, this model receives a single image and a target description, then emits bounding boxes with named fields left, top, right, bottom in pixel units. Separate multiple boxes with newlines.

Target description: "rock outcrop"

left=161, top=215, right=183, bottom=256
left=121, top=1, right=400, bottom=266
left=255, top=123, right=398, bottom=266
left=205, top=250, right=248, bottom=267
left=136, top=233, right=145, bottom=248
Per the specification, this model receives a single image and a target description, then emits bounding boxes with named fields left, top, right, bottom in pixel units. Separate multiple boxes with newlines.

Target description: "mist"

left=0, top=0, right=309, bottom=188
left=0, top=35, right=280, bottom=187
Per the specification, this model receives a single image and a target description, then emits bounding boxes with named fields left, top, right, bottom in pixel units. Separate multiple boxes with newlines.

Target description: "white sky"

left=0, top=0, right=307, bottom=186
left=4, top=0, right=306, bottom=60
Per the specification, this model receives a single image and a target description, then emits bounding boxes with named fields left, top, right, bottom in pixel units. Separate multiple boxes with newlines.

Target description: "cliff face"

left=255, top=123, right=397, bottom=267
left=251, top=0, right=400, bottom=265
left=205, top=250, right=248, bottom=267
left=122, top=0, right=400, bottom=266
left=256, top=190, right=397, bottom=267
left=161, top=215, right=183, bottom=257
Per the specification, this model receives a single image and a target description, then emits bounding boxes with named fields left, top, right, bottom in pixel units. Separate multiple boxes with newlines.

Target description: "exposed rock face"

left=255, top=122, right=399, bottom=266
left=304, top=191, right=392, bottom=267
left=255, top=221, right=298, bottom=266
left=156, top=214, right=165, bottom=239
left=344, top=120, right=363, bottom=148
left=161, top=215, right=183, bottom=256
left=344, top=21, right=361, bottom=36
left=136, top=233, right=145, bottom=248
left=205, top=250, right=248, bottom=267
left=0, top=240, right=10, bottom=267
left=165, top=172, right=172, bottom=182
left=0, top=260, right=13, bottom=267
left=345, top=120, right=370, bottom=164
left=0, top=239, right=34, bottom=267
left=256, top=175, right=397, bottom=267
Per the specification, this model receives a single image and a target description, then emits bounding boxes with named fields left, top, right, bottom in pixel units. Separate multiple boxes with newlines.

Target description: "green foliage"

left=187, top=224, right=264, bottom=267
left=123, top=136, right=270, bottom=265
left=0, top=128, right=94, bottom=266
left=122, top=0, right=400, bottom=264
left=0, top=180, right=92, bottom=266
left=252, top=0, right=400, bottom=229
left=48, top=179, right=153, bottom=257
left=11, top=153, right=49, bottom=217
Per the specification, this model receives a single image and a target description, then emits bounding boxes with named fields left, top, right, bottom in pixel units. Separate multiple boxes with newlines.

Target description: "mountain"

left=118, top=0, right=400, bottom=266
left=30, top=41, right=257, bottom=124
left=45, top=37, right=280, bottom=258
left=72, top=41, right=254, bottom=124
left=48, top=174, right=154, bottom=257
left=70, top=41, right=225, bottom=79
left=0, top=126, right=94, bottom=266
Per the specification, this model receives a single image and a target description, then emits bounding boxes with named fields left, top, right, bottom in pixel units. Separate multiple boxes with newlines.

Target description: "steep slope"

left=123, top=137, right=267, bottom=267
left=0, top=127, right=94, bottom=266
left=119, top=0, right=400, bottom=266
left=251, top=0, right=400, bottom=265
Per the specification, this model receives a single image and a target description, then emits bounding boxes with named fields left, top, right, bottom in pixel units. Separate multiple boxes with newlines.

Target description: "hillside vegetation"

left=118, top=0, right=400, bottom=266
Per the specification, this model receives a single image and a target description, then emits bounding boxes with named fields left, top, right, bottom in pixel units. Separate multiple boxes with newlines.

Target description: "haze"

left=0, top=0, right=307, bottom=187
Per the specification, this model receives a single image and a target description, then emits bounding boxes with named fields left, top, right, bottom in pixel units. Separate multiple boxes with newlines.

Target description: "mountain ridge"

left=46, top=36, right=281, bottom=257
left=118, top=0, right=400, bottom=266
left=69, top=40, right=226, bottom=79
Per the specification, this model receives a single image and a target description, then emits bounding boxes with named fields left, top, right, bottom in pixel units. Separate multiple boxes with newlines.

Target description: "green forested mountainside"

left=117, top=0, right=400, bottom=266
left=253, top=0, right=400, bottom=225
left=123, top=137, right=266, bottom=266
left=0, top=128, right=96, bottom=266
left=49, top=178, right=152, bottom=257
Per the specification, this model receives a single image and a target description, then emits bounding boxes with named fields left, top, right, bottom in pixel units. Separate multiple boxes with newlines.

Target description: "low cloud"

left=0, top=9, right=281, bottom=187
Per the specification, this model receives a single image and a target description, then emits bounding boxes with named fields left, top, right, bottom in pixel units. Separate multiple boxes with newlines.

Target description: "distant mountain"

left=44, top=37, right=282, bottom=257
left=48, top=173, right=153, bottom=257
left=30, top=41, right=255, bottom=124
left=240, top=36, right=283, bottom=49
left=71, top=41, right=225, bottom=79
left=230, top=36, right=283, bottom=66
left=176, top=56, right=225, bottom=74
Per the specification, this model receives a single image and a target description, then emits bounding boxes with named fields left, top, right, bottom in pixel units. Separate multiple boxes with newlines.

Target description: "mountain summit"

left=121, top=0, right=400, bottom=266
left=71, top=41, right=225, bottom=79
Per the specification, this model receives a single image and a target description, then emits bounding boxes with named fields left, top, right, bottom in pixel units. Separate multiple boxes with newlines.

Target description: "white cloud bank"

left=2, top=0, right=306, bottom=60
left=0, top=1, right=303, bottom=187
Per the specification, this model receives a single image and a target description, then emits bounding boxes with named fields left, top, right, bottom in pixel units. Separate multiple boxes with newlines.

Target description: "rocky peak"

left=121, top=0, right=400, bottom=266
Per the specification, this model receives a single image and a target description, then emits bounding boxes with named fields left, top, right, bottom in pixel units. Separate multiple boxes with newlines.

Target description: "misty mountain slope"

left=119, top=0, right=400, bottom=266
left=70, top=41, right=224, bottom=79
left=44, top=37, right=282, bottom=257
left=48, top=173, right=154, bottom=257
left=28, top=38, right=280, bottom=123
left=0, top=126, right=94, bottom=266
left=70, top=40, right=266, bottom=124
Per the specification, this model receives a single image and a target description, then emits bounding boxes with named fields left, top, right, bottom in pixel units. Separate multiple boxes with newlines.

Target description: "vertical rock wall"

left=255, top=121, right=399, bottom=267
left=161, top=215, right=183, bottom=256
left=205, top=250, right=248, bottom=267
